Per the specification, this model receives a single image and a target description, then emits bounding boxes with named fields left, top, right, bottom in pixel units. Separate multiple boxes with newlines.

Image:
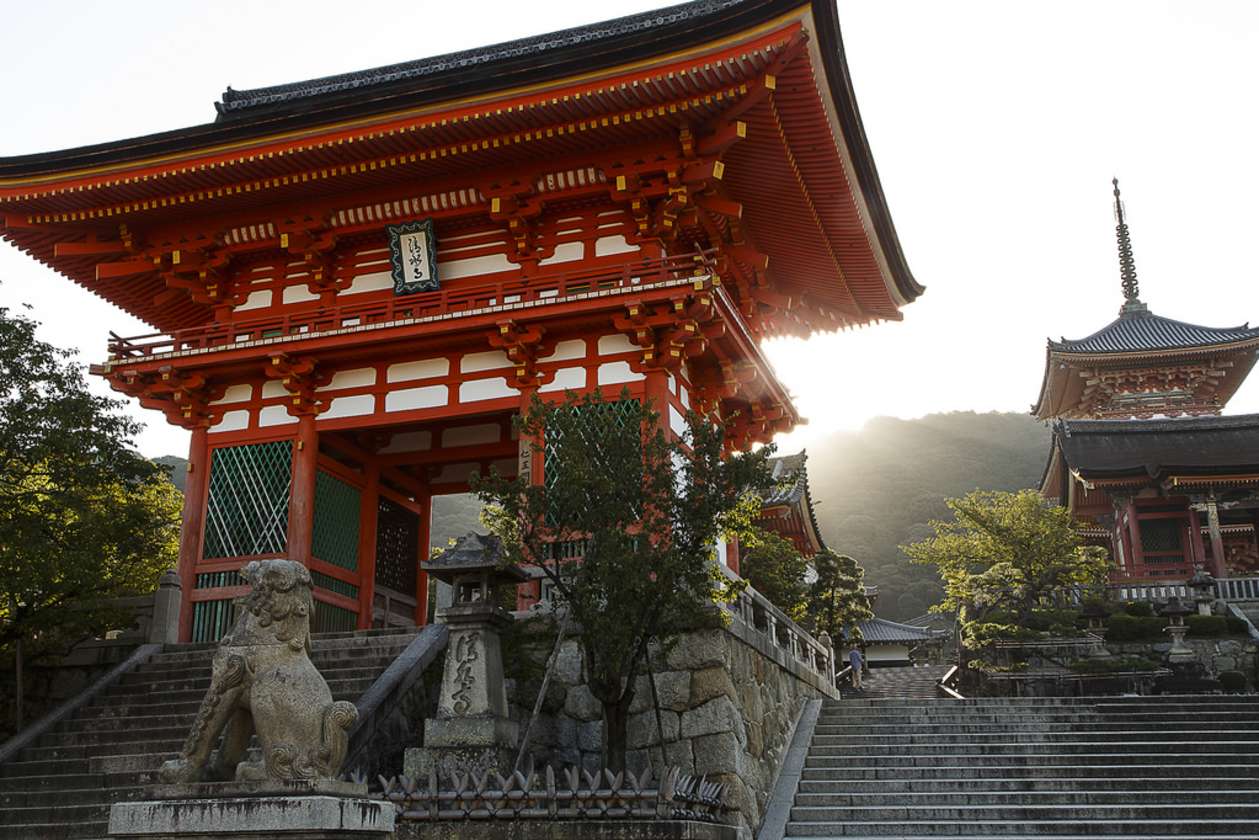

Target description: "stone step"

left=21, top=738, right=186, bottom=763
left=0, top=802, right=110, bottom=827
left=0, top=820, right=106, bottom=840
left=795, top=777, right=1259, bottom=794
left=817, top=709, right=1259, bottom=723
left=812, top=717, right=1259, bottom=732
left=0, top=783, right=141, bottom=809
left=0, top=757, right=91, bottom=778
left=793, top=790, right=1259, bottom=807
left=57, top=713, right=195, bottom=734
left=112, top=664, right=384, bottom=692
left=789, top=804, right=1259, bottom=823
left=805, top=752, right=1259, bottom=768
left=101, top=674, right=376, bottom=699
left=784, top=820, right=1259, bottom=837
left=808, top=729, right=1259, bottom=745
left=805, top=741, right=1259, bottom=758
left=799, top=763, right=1259, bottom=781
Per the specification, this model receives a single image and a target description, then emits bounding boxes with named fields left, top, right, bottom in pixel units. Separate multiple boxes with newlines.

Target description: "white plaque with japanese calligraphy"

left=386, top=219, right=439, bottom=295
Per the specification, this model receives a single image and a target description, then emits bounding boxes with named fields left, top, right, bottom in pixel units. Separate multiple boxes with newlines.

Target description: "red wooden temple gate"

left=0, top=0, right=922, bottom=641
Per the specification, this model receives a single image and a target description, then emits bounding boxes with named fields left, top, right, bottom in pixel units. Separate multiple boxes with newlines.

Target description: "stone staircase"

left=783, top=694, right=1259, bottom=838
left=0, top=628, right=422, bottom=840
left=848, top=665, right=950, bottom=700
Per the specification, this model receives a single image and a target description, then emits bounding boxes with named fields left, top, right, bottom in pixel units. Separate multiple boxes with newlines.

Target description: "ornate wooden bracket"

left=486, top=189, right=544, bottom=264
left=614, top=290, right=716, bottom=372
left=107, top=365, right=225, bottom=429
left=265, top=352, right=330, bottom=417
left=277, top=218, right=344, bottom=295
left=488, top=320, right=553, bottom=389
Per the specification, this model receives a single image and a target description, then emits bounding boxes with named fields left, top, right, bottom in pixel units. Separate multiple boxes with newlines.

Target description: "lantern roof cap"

left=421, top=532, right=528, bottom=583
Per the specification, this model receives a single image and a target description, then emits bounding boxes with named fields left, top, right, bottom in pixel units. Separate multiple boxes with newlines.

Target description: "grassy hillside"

left=804, top=412, right=1051, bottom=621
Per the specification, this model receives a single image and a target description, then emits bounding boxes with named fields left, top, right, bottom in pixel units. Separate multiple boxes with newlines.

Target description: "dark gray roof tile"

left=1049, top=308, right=1259, bottom=355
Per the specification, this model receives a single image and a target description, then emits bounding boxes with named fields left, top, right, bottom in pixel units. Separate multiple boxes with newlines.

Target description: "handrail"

left=722, top=569, right=837, bottom=689
left=936, top=664, right=964, bottom=699
left=106, top=251, right=718, bottom=361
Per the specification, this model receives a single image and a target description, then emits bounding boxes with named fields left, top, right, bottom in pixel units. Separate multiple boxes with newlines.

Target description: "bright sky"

left=2, top=1, right=1258, bottom=458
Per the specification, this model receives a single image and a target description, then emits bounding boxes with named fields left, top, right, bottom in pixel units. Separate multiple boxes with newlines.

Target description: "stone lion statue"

left=159, top=559, right=359, bottom=783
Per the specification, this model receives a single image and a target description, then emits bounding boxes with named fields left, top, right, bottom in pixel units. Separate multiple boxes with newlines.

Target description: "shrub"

left=1226, top=616, right=1250, bottom=635
left=1104, top=613, right=1166, bottom=642
left=1186, top=615, right=1229, bottom=638
left=1123, top=601, right=1154, bottom=618
left=1218, top=670, right=1248, bottom=692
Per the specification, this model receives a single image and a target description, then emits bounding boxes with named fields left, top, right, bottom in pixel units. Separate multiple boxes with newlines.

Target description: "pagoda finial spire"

left=1112, top=177, right=1143, bottom=312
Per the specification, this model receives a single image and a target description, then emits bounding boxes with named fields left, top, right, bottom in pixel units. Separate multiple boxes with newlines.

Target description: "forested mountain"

left=804, top=412, right=1051, bottom=621
left=153, top=411, right=1050, bottom=621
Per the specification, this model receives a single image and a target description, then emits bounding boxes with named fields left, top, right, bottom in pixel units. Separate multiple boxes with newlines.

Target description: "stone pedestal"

left=404, top=603, right=519, bottom=777
left=108, top=780, right=392, bottom=840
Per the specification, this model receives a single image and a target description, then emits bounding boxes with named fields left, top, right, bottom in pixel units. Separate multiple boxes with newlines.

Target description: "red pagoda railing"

left=107, top=251, right=717, bottom=361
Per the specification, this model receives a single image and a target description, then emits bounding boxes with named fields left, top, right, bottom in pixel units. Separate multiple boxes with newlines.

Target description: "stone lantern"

left=1080, top=600, right=1110, bottom=658
left=404, top=532, right=528, bottom=778
left=1159, top=596, right=1197, bottom=665
left=1187, top=567, right=1217, bottom=617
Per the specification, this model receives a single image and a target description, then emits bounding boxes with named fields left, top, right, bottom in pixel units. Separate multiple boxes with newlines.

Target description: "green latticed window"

left=1139, top=518, right=1182, bottom=553
left=191, top=599, right=236, bottom=643
left=311, top=570, right=359, bottom=600
left=375, top=498, right=419, bottom=594
left=194, top=570, right=245, bottom=589
left=312, top=470, right=361, bottom=571
left=542, top=399, right=641, bottom=497
left=313, top=601, right=358, bottom=634
left=203, top=441, right=292, bottom=559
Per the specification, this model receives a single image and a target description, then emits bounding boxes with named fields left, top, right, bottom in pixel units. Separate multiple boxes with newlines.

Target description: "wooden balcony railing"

left=107, top=251, right=717, bottom=361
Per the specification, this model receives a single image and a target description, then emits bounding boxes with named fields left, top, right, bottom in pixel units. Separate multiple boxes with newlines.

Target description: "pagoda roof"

left=1051, top=414, right=1259, bottom=484
left=856, top=617, right=942, bottom=644
left=216, top=1, right=748, bottom=118
left=0, top=0, right=922, bottom=334
left=758, top=450, right=827, bottom=556
left=1048, top=305, right=1259, bottom=356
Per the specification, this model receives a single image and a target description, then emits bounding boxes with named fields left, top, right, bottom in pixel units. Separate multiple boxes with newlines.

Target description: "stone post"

left=817, top=631, right=835, bottom=684
left=404, top=533, right=525, bottom=778
left=148, top=570, right=182, bottom=646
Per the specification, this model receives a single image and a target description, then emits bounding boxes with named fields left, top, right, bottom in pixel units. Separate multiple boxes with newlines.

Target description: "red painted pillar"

left=1188, top=508, right=1208, bottom=570
left=176, top=427, right=209, bottom=643
left=356, top=462, right=380, bottom=629
left=1126, top=501, right=1144, bottom=578
left=415, top=492, right=432, bottom=626
left=288, top=414, right=318, bottom=565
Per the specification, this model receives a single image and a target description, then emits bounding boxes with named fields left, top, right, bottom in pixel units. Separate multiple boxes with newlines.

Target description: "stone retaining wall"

left=505, top=618, right=837, bottom=831
left=1110, top=636, right=1259, bottom=684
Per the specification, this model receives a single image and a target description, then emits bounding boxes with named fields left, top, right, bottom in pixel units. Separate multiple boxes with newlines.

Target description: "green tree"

left=734, top=526, right=809, bottom=621
left=474, top=389, right=773, bottom=770
left=0, top=302, right=182, bottom=665
left=807, top=550, right=872, bottom=640
left=901, top=489, right=1108, bottom=628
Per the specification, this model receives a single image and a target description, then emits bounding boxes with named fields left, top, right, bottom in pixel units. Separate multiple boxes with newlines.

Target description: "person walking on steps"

left=849, top=644, right=864, bottom=690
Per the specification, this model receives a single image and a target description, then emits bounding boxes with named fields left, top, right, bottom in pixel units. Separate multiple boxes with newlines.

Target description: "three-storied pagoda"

left=0, top=0, right=921, bottom=641
left=1036, top=181, right=1259, bottom=581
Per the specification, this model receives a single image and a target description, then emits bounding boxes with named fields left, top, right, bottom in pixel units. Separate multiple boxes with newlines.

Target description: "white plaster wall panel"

left=343, top=270, right=393, bottom=295
left=594, top=235, right=639, bottom=257
left=668, top=373, right=677, bottom=394
left=258, top=405, right=299, bottom=427
left=234, top=290, right=273, bottom=312
left=679, top=385, right=690, bottom=410
left=669, top=404, right=687, bottom=438
left=597, top=334, right=636, bottom=355
left=538, top=339, right=587, bottom=363
left=211, top=409, right=250, bottom=433
left=317, top=368, right=377, bottom=392
left=538, top=241, right=585, bottom=266
left=439, top=253, right=515, bottom=280
left=459, top=378, right=518, bottom=402
left=716, top=538, right=729, bottom=568
left=380, top=430, right=433, bottom=453
left=320, top=394, right=376, bottom=420
left=597, top=361, right=644, bottom=385
left=387, top=357, right=450, bottom=383
left=211, top=384, right=253, bottom=405
left=460, top=350, right=512, bottom=373
left=282, top=284, right=320, bottom=305
left=433, top=462, right=481, bottom=484
left=540, top=366, right=586, bottom=393
left=386, top=385, right=449, bottom=412
left=261, top=381, right=289, bottom=399
left=442, top=423, right=502, bottom=448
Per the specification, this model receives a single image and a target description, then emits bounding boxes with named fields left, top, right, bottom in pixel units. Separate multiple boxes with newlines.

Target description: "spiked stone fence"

left=378, top=765, right=725, bottom=823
